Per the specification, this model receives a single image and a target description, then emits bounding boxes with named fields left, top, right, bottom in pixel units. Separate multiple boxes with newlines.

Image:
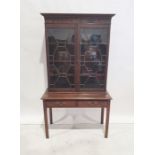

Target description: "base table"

left=41, top=91, right=112, bottom=138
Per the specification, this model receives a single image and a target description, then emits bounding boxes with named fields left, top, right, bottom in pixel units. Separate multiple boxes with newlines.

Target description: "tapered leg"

left=105, top=104, right=110, bottom=138
left=101, top=108, right=104, bottom=124
left=43, top=103, right=49, bottom=138
left=49, top=108, right=53, bottom=124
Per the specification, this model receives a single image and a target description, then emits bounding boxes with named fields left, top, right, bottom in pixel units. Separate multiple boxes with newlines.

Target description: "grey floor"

left=20, top=123, right=133, bottom=155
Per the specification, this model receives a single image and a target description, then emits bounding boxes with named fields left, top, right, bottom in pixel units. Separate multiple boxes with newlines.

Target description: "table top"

left=41, top=90, right=112, bottom=101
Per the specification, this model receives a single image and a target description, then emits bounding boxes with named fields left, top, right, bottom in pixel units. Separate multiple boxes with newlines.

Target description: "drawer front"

left=78, top=101, right=108, bottom=107
left=45, top=101, right=76, bottom=107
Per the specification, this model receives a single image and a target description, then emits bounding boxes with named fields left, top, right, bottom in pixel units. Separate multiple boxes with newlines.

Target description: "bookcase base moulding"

left=41, top=13, right=115, bottom=138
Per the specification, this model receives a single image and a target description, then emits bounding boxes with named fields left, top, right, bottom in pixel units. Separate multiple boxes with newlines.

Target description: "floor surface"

left=21, top=123, right=133, bottom=155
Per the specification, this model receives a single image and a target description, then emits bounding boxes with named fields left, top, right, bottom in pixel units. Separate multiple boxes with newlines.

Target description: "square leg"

left=43, top=103, right=49, bottom=138
left=101, top=108, right=104, bottom=124
left=104, top=103, right=110, bottom=138
left=49, top=108, right=53, bottom=124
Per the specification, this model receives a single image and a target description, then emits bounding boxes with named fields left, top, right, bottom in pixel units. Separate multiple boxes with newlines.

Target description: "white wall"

left=21, top=0, right=133, bottom=124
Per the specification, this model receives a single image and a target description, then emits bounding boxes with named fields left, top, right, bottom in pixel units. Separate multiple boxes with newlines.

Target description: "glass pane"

left=80, top=28, right=108, bottom=89
left=47, top=28, right=75, bottom=88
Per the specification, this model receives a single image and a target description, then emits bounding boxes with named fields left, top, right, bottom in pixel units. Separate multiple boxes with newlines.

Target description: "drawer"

left=78, top=101, right=108, bottom=107
left=45, top=101, right=76, bottom=107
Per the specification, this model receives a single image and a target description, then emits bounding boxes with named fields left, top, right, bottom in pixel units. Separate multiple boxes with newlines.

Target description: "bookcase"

left=41, top=13, right=114, bottom=138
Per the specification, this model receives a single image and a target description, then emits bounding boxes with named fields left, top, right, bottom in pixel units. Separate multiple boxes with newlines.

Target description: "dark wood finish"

left=41, top=91, right=112, bottom=100
left=105, top=103, right=110, bottom=138
left=41, top=13, right=114, bottom=138
left=42, top=91, right=111, bottom=138
left=49, top=108, right=53, bottom=124
left=43, top=102, right=49, bottom=138
left=46, top=101, right=76, bottom=107
left=101, top=108, right=104, bottom=124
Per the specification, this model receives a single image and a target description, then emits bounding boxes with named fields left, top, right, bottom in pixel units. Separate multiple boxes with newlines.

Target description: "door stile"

left=75, top=23, right=80, bottom=91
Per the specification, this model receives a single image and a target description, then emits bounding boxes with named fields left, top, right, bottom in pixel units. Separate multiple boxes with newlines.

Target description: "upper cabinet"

left=41, top=13, right=115, bottom=91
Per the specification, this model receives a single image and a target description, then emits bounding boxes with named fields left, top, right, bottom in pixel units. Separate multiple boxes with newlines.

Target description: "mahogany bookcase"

left=41, top=13, right=114, bottom=138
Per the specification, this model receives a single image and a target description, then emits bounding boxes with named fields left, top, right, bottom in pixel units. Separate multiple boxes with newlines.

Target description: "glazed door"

left=79, top=25, right=109, bottom=90
left=46, top=25, right=76, bottom=90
